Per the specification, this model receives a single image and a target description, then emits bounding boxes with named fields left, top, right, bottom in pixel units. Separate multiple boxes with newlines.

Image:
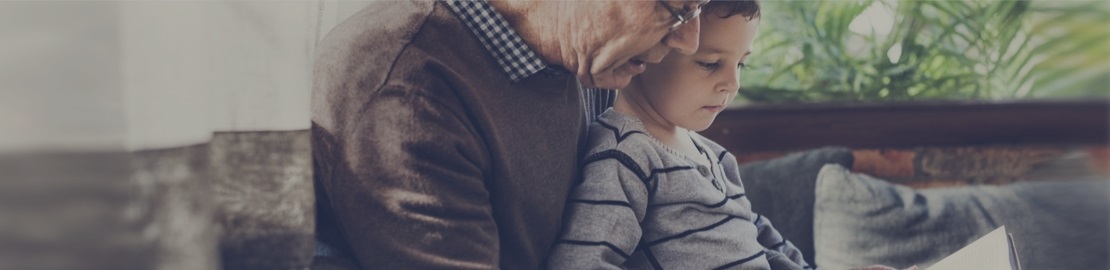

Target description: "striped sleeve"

left=753, top=214, right=813, bottom=269
left=709, top=139, right=816, bottom=269
left=548, top=149, right=651, bottom=270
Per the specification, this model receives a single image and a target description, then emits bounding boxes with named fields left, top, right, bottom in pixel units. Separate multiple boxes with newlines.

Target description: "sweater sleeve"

left=315, top=83, right=501, bottom=269
left=753, top=213, right=815, bottom=269
left=711, top=141, right=817, bottom=270
left=548, top=149, right=652, bottom=270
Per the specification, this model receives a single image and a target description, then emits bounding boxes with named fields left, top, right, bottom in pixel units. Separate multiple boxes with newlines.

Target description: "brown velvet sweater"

left=311, top=1, right=610, bottom=269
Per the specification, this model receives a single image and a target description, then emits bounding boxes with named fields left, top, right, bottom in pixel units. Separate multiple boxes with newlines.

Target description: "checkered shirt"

left=446, top=0, right=564, bottom=82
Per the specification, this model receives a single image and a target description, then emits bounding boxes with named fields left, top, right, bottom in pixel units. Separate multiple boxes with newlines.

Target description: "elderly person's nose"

left=663, top=18, right=700, bottom=55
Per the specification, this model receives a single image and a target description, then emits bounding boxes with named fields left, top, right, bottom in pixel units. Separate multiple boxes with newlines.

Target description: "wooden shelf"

left=700, top=99, right=1110, bottom=152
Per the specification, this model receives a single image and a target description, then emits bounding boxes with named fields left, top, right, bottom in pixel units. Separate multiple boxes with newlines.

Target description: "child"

left=547, top=1, right=814, bottom=269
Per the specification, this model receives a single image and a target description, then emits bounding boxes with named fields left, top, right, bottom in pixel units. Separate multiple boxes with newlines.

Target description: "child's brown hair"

left=703, top=0, right=761, bottom=20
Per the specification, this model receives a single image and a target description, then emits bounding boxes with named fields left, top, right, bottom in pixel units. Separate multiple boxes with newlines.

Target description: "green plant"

left=738, top=0, right=1110, bottom=103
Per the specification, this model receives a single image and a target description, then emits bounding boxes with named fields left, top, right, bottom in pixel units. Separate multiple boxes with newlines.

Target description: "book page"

left=927, top=226, right=1016, bottom=270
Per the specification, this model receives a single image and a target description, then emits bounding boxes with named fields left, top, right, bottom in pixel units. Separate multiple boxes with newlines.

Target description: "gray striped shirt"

left=549, top=109, right=813, bottom=270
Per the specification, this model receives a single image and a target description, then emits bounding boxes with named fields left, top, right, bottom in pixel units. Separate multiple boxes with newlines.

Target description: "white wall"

left=0, top=2, right=379, bottom=268
left=120, top=2, right=215, bottom=151
left=1, top=0, right=376, bottom=152
left=122, top=1, right=325, bottom=150
left=0, top=2, right=125, bottom=153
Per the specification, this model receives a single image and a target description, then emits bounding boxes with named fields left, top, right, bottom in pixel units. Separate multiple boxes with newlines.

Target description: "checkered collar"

left=446, top=0, right=566, bottom=82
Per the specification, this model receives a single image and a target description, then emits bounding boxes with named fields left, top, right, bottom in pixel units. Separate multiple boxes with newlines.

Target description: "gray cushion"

left=813, top=164, right=1109, bottom=270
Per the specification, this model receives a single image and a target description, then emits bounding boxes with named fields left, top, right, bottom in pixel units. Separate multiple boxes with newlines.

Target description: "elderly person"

left=310, top=0, right=706, bottom=268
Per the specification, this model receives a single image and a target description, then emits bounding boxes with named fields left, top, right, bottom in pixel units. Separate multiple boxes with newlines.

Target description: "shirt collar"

left=446, top=0, right=566, bottom=82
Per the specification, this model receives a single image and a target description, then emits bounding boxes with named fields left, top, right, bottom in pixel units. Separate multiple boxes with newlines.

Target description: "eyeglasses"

left=657, top=0, right=709, bottom=31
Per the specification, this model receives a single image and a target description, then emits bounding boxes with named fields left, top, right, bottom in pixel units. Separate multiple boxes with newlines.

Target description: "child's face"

left=630, top=13, right=759, bottom=132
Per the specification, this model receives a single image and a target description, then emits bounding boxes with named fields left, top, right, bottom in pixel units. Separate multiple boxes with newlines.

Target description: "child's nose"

left=718, top=73, right=740, bottom=93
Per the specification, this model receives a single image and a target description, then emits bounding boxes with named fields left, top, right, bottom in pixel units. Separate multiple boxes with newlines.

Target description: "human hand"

left=849, top=265, right=919, bottom=270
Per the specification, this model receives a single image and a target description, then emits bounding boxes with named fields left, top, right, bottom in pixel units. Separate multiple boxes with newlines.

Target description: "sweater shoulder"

left=316, top=0, right=435, bottom=65
left=584, top=111, right=668, bottom=173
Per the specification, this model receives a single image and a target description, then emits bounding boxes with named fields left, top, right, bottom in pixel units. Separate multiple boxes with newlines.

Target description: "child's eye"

left=698, top=61, right=720, bottom=71
left=738, top=63, right=749, bottom=70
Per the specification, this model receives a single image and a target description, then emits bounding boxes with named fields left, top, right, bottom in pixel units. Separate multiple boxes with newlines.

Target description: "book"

left=927, top=226, right=1021, bottom=270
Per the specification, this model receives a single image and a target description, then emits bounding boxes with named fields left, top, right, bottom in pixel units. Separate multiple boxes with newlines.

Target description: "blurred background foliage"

left=737, top=0, right=1110, bottom=104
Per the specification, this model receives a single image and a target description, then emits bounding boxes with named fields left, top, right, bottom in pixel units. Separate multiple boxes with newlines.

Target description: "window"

left=737, top=0, right=1109, bottom=104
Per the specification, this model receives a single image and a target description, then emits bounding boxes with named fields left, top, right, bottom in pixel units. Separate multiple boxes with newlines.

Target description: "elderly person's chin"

left=583, top=76, right=630, bottom=90
left=582, top=66, right=647, bottom=89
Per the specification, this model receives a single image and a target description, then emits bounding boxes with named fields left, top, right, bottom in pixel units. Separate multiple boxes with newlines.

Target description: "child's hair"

left=703, top=0, right=761, bottom=21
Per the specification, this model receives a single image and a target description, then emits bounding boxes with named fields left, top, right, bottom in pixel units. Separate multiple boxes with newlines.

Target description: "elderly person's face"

left=571, top=0, right=706, bottom=89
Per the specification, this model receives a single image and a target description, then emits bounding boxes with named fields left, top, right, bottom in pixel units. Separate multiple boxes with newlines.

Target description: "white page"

left=928, top=226, right=1015, bottom=270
